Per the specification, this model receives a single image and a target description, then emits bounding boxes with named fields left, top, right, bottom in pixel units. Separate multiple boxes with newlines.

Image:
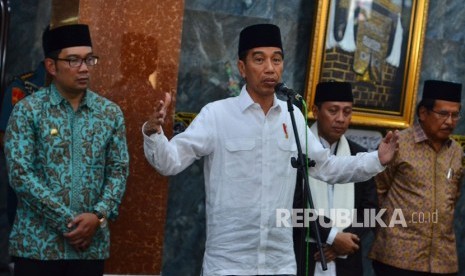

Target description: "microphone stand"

left=285, top=93, right=327, bottom=275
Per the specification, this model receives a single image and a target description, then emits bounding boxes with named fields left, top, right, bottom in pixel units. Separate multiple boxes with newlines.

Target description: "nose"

left=264, top=58, right=275, bottom=72
left=335, top=111, right=345, bottom=121
left=444, top=114, right=454, bottom=124
left=78, top=61, right=89, bottom=71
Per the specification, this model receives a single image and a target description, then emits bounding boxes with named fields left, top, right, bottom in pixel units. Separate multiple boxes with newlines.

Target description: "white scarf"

left=309, top=123, right=355, bottom=276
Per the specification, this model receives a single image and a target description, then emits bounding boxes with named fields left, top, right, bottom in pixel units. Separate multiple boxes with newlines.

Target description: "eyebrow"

left=251, top=50, right=283, bottom=56
left=64, top=53, right=94, bottom=58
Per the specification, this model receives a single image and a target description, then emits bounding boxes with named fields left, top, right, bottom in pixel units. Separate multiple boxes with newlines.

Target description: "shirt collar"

left=311, top=122, right=340, bottom=154
left=413, top=120, right=452, bottom=147
left=49, top=83, right=95, bottom=110
left=237, top=85, right=281, bottom=113
left=318, top=135, right=339, bottom=154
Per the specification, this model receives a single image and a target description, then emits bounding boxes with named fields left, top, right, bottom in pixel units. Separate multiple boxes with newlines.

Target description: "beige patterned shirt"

left=369, top=122, right=464, bottom=273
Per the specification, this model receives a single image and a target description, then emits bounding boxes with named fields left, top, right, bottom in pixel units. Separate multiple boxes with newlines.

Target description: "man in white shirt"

left=142, top=24, right=397, bottom=276
left=293, top=82, right=378, bottom=276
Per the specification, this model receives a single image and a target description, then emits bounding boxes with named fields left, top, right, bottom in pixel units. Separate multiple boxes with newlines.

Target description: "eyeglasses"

left=55, top=56, right=99, bottom=68
left=429, top=109, right=462, bottom=121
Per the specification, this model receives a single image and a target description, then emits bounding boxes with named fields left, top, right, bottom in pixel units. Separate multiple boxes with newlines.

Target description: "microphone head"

left=274, top=82, right=286, bottom=93
left=274, top=82, right=302, bottom=101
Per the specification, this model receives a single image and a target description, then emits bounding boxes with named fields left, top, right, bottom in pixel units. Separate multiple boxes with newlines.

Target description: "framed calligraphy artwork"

left=305, top=0, right=429, bottom=128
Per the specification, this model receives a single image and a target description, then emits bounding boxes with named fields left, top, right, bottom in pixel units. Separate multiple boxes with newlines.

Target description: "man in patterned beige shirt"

left=369, top=80, right=464, bottom=275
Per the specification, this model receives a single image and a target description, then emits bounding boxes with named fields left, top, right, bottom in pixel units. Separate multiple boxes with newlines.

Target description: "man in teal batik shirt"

left=4, top=24, right=129, bottom=276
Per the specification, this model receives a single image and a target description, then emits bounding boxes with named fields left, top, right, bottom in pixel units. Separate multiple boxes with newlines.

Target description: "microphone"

left=274, top=83, right=302, bottom=101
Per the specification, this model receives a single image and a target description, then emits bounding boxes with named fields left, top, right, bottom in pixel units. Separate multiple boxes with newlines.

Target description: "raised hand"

left=144, top=92, right=172, bottom=135
left=378, top=130, right=399, bottom=165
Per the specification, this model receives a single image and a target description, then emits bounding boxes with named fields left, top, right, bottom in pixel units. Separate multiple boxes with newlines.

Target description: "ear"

left=311, top=105, right=319, bottom=119
left=44, top=58, right=57, bottom=76
left=237, top=60, right=246, bottom=79
left=418, top=106, right=427, bottom=121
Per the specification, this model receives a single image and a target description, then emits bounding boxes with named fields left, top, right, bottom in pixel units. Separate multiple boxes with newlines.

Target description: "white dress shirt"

left=143, top=86, right=384, bottom=275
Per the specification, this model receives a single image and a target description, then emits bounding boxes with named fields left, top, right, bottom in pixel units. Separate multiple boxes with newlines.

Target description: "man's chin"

left=76, top=83, right=89, bottom=90
left=70, top=87, right=88, bottom=94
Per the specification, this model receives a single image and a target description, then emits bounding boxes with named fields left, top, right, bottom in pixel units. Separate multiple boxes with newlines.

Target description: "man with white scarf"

left=293, top=81, right=378, bottom=276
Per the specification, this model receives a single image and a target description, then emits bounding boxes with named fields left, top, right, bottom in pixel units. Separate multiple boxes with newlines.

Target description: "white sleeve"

left=142, top=105, right=214, bottom=175
left=295, top=110, right=384, bottom=184
left=326, top=227, right=338, bottom=245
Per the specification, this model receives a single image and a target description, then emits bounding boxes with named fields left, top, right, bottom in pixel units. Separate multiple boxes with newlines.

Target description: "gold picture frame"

left=305, top=0, right=429, bottom=129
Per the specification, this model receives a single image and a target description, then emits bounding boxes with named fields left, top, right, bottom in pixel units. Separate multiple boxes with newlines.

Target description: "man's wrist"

left=92, top=211, right=107, bottom=228
left=145, top=128, right=159, bottom=136
left=143, top=123, right=160, bottom=136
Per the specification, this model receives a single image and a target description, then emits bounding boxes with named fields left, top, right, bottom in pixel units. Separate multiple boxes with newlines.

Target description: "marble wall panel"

left=79, top=1, right=184, bottom=274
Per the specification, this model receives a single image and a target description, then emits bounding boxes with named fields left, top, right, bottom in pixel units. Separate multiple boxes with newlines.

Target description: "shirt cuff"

left=326, top=227, right=338, bottom=245
left=370, top=150, right=385, bottom=170
left=142, top=121, right=164, bottom=136
left=142, top=122, right=163, bottom=140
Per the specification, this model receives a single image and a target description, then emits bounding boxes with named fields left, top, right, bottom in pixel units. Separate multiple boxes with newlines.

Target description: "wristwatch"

left=93, top=211, right=108, bottom=228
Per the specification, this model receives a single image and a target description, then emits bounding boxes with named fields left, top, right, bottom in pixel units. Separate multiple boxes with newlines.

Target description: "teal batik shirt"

left=4, top=84, right=129, bottom=260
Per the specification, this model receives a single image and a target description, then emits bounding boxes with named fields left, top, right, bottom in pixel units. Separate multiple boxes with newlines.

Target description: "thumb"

left=383, top=131, right=393, bottom=143
left=163, top=92, right=172, bottom=109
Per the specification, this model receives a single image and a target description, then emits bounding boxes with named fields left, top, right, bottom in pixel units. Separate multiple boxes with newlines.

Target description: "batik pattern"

left=5, top=84, right=129, bottom=260
left=369, top=123, right=463, bottom=273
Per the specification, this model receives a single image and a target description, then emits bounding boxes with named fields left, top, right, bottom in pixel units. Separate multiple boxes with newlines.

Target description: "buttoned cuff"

left=326, top=227, right=338, bottom=245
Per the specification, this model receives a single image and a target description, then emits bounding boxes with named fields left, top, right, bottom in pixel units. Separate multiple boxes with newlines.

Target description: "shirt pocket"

left=273, top=139, right=297, bottom=176
left=224, top=138, right=256, bottom=179
left=38, top=123, right=70, bottom=168
left=443, top=165, right=462, bottom=208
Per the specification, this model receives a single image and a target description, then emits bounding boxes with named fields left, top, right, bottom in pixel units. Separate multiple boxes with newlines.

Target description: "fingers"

left=151, top=102, right=166, bottom=123
left=64, top=213, right=99, bottom=243
left=383, top=131, right=393, bottom=144
left=65, top=225, right=93, bottom=252
left=66, top=214, right=84, bottom=229
left=71, top=238, right=91, bottom=252
left=63, top=213, right=101, bottom=252
left=314, top=246, right=337, bottom=262
left=154, top=92, right=171, bottom=114
left=67, top=235, right=86, bottom=245
left=349, top=234, right=360, bottom=251
left=392, top=129, right=400, bottom=145
left=378, top=129, right=400, bottom=165
left=147, top=92, right=172, bottom=132
left=74, top=243, right=90, bottom=252
left=383, top=130, right=400, bottom=145
left=333, top=232, right=360, bottom=255
left=163, top=92, right=172, bottom=109
left=350, top=234, right=360, bottom=251
left=351, top=233, right=360, bottom=243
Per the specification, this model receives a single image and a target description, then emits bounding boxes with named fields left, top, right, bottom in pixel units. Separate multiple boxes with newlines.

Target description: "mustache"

left=440, top=127, right=454, bottom=132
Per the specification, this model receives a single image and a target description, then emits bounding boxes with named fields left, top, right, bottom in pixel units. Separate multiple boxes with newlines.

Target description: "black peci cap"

left=314, top=81, right=354, bottom=103
left=238, top=24, right=283, bottom=57
left=43, top=24, right=92, bottom=56
left=423, top=80, right=462, bottom=102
